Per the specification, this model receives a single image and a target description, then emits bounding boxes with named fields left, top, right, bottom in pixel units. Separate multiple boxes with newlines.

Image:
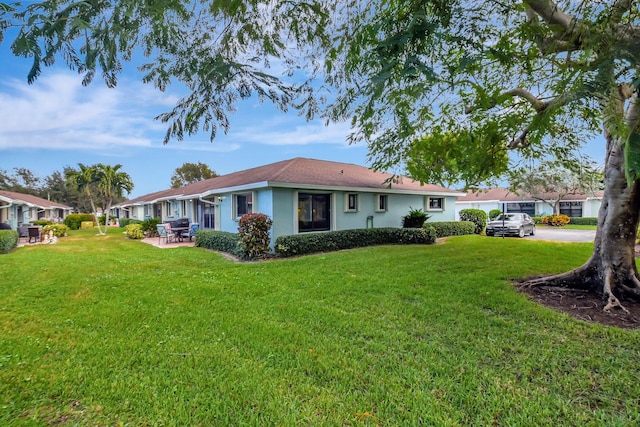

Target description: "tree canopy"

left=509, top=160, right=604, bottom=214
left=170, top=162, right=218, bottom=188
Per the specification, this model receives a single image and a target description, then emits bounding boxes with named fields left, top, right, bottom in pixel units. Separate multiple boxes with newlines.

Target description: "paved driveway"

left=504, top=227, right=596, bottom=242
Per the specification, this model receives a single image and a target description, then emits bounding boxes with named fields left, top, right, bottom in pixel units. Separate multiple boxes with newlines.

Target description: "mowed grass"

left=1, top=229, right=639, bottom=426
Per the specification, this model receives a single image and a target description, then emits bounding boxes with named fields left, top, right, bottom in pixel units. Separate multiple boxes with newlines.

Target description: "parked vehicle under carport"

left=486, top=213, right=536, bottom=238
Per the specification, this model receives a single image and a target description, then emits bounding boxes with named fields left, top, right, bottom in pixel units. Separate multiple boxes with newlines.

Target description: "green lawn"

left=1, top=229, right=639, bottom=425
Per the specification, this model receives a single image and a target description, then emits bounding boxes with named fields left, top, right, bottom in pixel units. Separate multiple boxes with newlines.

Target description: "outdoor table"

left=171, top=227, right=189, bottom=242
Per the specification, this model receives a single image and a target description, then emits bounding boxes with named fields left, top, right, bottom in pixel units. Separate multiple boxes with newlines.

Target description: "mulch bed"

left=516, top=284, right=640, bottom=329
left=513, top=245, right=640, bottom=330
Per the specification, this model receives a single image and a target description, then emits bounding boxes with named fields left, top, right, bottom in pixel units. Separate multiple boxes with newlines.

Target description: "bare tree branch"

left=524, top=0, right=575, bottom=31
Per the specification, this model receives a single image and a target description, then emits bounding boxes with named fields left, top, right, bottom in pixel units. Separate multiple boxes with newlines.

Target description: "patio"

left=141, top=236, right=196, bottom=249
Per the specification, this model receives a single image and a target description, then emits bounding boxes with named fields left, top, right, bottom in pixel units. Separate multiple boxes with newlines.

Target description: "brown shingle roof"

left=459, top=187, right=604, bottom=202
left=125, top=158, right=462, bottom=204
left=0, top=190, right=72, bottom=209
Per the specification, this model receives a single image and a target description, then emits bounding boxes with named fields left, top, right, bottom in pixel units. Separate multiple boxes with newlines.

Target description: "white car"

left=486, top=213, right=536, bottom=238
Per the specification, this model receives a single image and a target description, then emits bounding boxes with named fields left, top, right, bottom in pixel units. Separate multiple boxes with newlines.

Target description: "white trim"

left=344, top=193, right=359, bottom=212
left=232, top=191, right=255, bottom=220
left=426, top=196, right=445, bottom=212
left=375, top=194, right=388, bottom=213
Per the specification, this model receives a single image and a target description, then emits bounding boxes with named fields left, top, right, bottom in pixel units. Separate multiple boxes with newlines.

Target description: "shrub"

left=141, top=218, right=161, bottom=237
left=43, top=224, right=68, bottom=237
left=402, top=207, right=430, bottom=228
left=32, top=219, right=53, bottom=226
left=489, top=209, right=502, bottom=220
left=195, top=230, right=244, bottom=258
left=125, top=224, right=145, bottom=239
left=97, top=215, right=117, bottom=225
left=532, top=216, right=543, bottom=224
left=459, top=209, right=488, bottom=234
left=542, top=214, right=571, bottom=227
left=0, top=230, right=18, bottom=254
left=238, top=213, right=273, bottom=259
left=568, top=217, right=598, bottom=226
left=275, top=227, right=436, bottom=257
left=427, top=221, right=475, bottom=238
left=64, top=214, right=95, bottom=230
left=119, top=218, right=142, bottom=228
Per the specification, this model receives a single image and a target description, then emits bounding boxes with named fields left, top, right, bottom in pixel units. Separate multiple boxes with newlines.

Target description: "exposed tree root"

left=519, top=262, right=640, bottom=313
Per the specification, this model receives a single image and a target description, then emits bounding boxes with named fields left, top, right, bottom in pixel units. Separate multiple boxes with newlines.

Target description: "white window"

left=376, top=194, right=388, bottom=212
left=345, top=193, right=359, bottom=212
left=234, top=193, right=254, bottom=219
left=427, top=197, right=444, bottom=211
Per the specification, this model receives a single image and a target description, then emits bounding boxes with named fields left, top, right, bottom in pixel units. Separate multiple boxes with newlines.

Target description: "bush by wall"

left=532, top=216, right=543, bottom=224
left=64, top=214, right=95, bottom=230
left=489, top=209, right=502, bottom=220
left=426, top=221, right=475, bottom=238
left=141, top=218, right=161, bottom=237
left=275, top=227, right=436, bottom=258
left=459, top=209, right=488, bottom=234
left=0, top=230, right=18, bottom=254
left=195, top=230, right=244, bottom=258
left=32, top=219, right=53, bottom=226
left=402, top=208, right=430, bottom=228
left=238, top=213, right=273, bottom=259
left=125, top=224, right=145, bottom=239
left=119, top=218, right=142, bottom=228
left=542, top=214, right=571, bottom=226
left=43, top=224, right=68, bottom=237
left=568, top=217, right=598, bottom=226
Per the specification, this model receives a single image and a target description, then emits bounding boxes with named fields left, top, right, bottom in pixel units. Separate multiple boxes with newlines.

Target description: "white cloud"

left=0, top=73, right=170, bottom=151
left=232, top=116, right=353, bottom=147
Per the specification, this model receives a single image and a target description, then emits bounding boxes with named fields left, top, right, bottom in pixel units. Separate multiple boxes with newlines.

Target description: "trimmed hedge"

left=195, top=230, right=244, bottom=258
left=64, top=214, right=95, bottom=230
left=427, top=221, right=475, bottom=238
left=489, top=209, right=502, bottom=220
left=0, top=230, right=18, bottom=254
left=119, top=218, right=142, bottom=227
left=568, top=217, right=598, bottom=226
left=459, top=209, right=488, bottom=234
left=275, top=227, right=436, bottom=258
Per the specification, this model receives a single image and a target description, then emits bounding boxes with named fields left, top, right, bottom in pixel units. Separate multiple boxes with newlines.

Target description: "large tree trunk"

left=526, top=94, right=640, bottom=311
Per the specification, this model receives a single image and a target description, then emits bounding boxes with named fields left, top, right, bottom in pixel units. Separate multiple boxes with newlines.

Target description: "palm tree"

left=67, top=163, right=134, bottom=235
left=95, top=164, right=134, bottom=234
left=66, top=163, right=99, bottom=213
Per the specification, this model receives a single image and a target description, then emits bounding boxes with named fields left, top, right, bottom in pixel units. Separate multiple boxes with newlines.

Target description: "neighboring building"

left=116, top=157, right=464, bottom=244
left=455, top=187, right=603, bottom=219
left=0, top=190, right=73, bottom=229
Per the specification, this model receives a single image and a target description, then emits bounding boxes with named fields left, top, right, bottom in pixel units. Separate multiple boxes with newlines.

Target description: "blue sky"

left=0, top=27, right=607, bottom=199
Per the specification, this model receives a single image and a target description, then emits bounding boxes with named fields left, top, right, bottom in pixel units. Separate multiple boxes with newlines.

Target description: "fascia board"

left=267, top=181, right=465, bottom=197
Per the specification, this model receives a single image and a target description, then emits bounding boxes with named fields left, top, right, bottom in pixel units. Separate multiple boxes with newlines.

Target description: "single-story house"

left=116, top=157, right=465, bottom=244
left=0, top=190, right=73, bottom=229
left=455, top=187, right=604, bottom=219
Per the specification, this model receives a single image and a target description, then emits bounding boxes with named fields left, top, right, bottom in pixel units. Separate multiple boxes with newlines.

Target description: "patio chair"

left=181, top=223, right=199, bottom=241
left=156, top=224, right=175, bottom=244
